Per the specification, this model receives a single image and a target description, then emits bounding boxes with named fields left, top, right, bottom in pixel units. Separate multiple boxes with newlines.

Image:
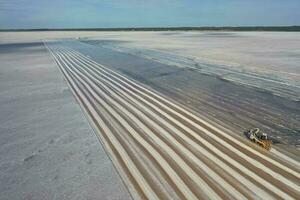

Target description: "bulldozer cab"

left=257, top=132, right=268, bottom=140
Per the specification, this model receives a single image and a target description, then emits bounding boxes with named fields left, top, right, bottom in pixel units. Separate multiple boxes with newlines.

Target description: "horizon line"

left=1, top=25, right=300, bottom=32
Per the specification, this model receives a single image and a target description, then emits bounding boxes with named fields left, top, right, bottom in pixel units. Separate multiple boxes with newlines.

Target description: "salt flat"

left=0, top=31, right=299, bottom=199
left=0, top=42, right=131, bottom=200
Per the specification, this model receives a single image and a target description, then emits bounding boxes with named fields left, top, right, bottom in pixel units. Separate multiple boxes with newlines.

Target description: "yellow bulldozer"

left=245, top=128, right=272, bottom=150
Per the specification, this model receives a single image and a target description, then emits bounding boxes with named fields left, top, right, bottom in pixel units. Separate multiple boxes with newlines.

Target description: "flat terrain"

left=0, top=42, right=131, bottom=200
left=1, top=31, right=300, bottom=199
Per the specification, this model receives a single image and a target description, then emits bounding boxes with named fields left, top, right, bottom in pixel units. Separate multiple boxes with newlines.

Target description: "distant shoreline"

left=1, top=26, right=300, bottom=32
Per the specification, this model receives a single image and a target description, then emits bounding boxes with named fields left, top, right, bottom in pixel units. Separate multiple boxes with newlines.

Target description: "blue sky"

left=0, top=0, right=299, bottom=29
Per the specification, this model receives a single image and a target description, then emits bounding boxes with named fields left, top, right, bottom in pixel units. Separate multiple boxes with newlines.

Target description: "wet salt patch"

left=102, top=44, right=300, bottom=101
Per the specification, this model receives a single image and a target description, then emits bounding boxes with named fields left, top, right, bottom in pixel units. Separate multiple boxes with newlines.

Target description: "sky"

left=0, top=0, right=299, bottom=29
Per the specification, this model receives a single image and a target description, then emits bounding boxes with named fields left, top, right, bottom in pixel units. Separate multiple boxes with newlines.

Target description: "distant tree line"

left=1, top=26, right=300, bottom=32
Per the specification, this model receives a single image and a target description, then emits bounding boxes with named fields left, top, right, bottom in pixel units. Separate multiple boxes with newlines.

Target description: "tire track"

left=61, top=48, right=299, bottom=199
left=62, top=46, right=300, bottom=198
left=46, top=43, right=300, bottom=200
